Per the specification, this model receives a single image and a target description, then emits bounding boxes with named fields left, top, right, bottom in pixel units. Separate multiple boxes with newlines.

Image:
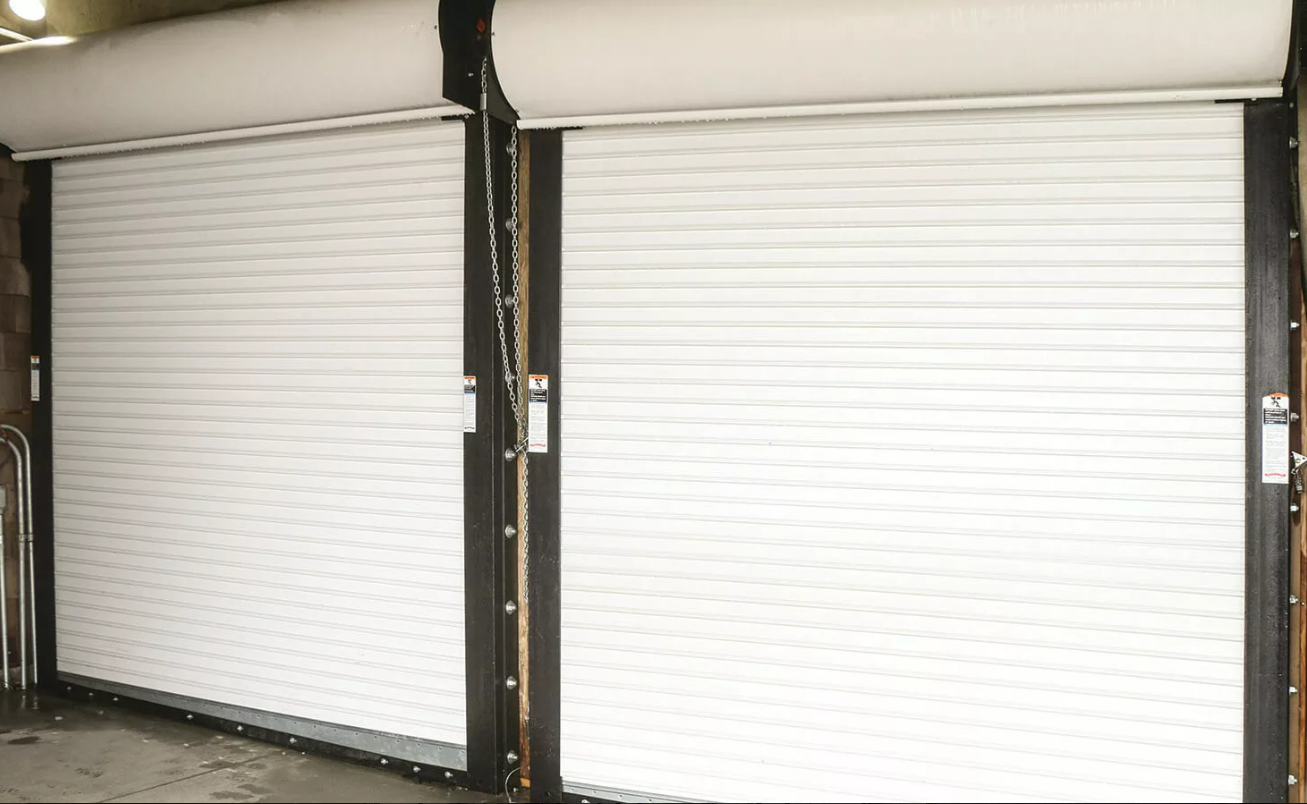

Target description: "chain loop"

left=482, top=61, right=530, bottom=597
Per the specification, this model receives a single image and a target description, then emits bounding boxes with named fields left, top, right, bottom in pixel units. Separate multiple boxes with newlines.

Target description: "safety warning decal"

left=528, top=374, right=549, bottom=453
left=1263, top=393, right=1290, bottom=484
left=463, top=376, right=477, bottom=434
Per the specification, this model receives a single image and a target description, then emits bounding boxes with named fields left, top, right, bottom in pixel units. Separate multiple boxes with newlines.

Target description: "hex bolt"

left=505, top=676, right=519, bottom=691
left=236, top=726, right=244, bottom=732
left=112, top=697, right=119, bottom=703
left=413, top=766, right=422, bottom=774
left=1294, top=321, right=1302, bottom=331
left=504, top=524, right=517, bottom=539
left=506, top=750, right=520, bottom=765
left=504, top=447, right=519, bottom=462
left=186, top=714, right=194, bottom=721
left=289, top=738, right=297, bottom=745
left=505, top=295, right=518, bottom=307
left=381, top=758, right=389, bottom=766
left=505, top=600, right=518, bottom=615
left=1294, top=413, right=1302, bottom=423
left=444, top=771, right=454, bottom=780
left=1293, top=137, right=1301, bottom=149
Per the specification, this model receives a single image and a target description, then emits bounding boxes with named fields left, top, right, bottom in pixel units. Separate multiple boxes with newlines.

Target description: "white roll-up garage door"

left=559, top=103, right=1245, bottom=802
left=51, top=120, right=467, bottom=763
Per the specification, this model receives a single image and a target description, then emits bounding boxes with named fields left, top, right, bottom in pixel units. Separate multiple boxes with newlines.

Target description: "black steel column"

left=20, top=159, right=54, bottom=691
left=1245, top=99, right=1294, bottom=804
left=525, top=129, right=563, bottom=804
left=463, top=114, right=520, bottom=794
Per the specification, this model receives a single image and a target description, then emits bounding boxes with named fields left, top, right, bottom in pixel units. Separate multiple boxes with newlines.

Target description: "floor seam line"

left=95, top=748, right=279, bottom=803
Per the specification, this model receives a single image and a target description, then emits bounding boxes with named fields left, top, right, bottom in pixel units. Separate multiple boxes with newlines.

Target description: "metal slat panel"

left=559, top=103, right=1245, bottom=802
left=51, top=120, right=467, bottom=757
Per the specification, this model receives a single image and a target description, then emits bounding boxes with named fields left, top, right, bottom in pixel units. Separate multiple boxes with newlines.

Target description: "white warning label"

left=1263, top=392, right=1290, bottom=485
left=528, top=374, right=549, bottom=453
left=463, top=376, right=477, bottom=434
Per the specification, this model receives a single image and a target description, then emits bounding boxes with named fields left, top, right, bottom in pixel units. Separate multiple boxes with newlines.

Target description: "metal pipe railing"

left=5, top=437, right=25, bottom=689
left=3, top=426, right=35, bottom=685
left=0, top=487, right=8, bottom=691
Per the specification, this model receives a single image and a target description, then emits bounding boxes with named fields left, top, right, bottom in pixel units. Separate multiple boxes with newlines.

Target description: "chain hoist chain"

left=506, top=138, right=526, bottom=446
left=482, top=63, right=523, bottom=431
left=481, top=61, right=530, bottom=593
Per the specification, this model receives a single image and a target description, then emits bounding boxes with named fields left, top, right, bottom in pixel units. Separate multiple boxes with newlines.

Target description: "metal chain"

left=481, top=61, right=530, bottom=594
left=482, top=62, right=524, bottom=431
left=503, top=87, right=530, bottom=587
left=506, top=137, right=526, bottom=442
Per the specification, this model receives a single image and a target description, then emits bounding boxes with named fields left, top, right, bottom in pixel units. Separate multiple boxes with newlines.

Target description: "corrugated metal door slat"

left=52, top=121, right=467, bottom=751
left=559, top=103, right=1245, bottom=803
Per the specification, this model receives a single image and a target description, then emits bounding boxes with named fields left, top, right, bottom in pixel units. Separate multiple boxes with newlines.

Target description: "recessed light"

left=8, top=0, right=45, bottom=23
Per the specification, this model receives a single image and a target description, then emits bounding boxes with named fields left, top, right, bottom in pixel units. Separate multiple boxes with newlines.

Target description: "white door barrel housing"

left=493, top=0, right=1292, bottom=128
left=0, top=0, right=464, bottom=159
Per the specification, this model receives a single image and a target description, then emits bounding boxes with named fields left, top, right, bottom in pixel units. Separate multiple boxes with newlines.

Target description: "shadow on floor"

left=0, top=692, right=504, bottom=804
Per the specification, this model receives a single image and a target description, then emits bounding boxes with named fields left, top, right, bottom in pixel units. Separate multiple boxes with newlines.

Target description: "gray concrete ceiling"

left=3, top=0, right=286, bottom=38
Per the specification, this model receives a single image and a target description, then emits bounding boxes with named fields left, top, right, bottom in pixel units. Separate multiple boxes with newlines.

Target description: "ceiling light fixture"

left=8, top=0, right=45, bottom=23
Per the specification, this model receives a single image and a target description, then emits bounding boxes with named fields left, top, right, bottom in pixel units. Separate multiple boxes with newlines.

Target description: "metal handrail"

left=2, top=426, right=35, bottom=686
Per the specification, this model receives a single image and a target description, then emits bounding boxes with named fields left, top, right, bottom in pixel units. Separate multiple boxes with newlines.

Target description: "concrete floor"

left=0, top=692, right=503, bottom=803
